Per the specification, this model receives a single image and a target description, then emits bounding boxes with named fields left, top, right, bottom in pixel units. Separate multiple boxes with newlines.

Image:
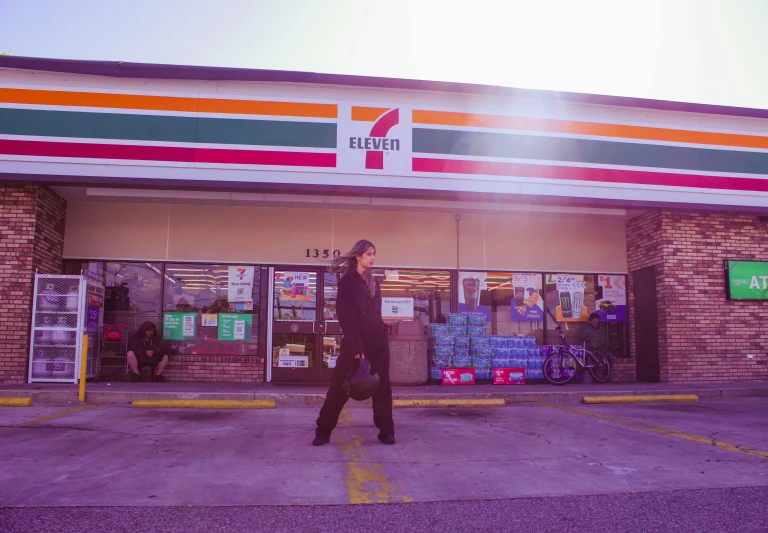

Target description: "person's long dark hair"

left=330, top=239, right=377, bottom=298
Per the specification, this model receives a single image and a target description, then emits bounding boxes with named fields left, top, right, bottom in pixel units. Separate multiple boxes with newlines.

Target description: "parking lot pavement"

left=0, top=397, right=766, bottom=509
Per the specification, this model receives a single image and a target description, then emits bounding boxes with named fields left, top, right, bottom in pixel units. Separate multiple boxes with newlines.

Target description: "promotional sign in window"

left=725, top=260, right=768, bottom=300
left=163, top=312, right=197, bottom=340
left=278, top=356, right=309, bottom=368
left=510, top=273, right=544, bottom=322
left=218, top=313, right=252, bottom=341
left=279, top=271, right=312, bottom=301
left=596, top=275, right=627, bottom=322
left=553, top=274, right=588, bottom=322
left=458, top=271, right=489, bottom=320
left=227, top=266, right=254, bottom=303
left=381, top=297, right=414, bottom=322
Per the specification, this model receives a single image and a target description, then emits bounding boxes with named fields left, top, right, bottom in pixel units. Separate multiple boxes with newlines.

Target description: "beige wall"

left=63, top=201, right=628, bottom=273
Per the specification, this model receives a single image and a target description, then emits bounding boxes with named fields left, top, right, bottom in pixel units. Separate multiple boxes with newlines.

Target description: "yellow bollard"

left=78, top=334, right=89, bottom=403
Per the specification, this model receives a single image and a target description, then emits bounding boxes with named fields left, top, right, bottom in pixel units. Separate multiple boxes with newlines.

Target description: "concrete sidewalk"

left=1, top=380, right=767, bottom=406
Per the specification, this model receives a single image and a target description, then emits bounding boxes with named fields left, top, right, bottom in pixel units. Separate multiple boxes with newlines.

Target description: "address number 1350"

left=306, top=249, right=341, bottom=259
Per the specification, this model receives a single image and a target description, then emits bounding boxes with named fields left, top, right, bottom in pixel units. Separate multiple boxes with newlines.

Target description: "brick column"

left=626, top=210, right=768, bottom=383
left=0, top=185, right=67, bottom=383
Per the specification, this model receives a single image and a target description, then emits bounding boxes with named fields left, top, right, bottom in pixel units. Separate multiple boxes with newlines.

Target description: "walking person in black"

left=314, top=239, right=395, bottom=446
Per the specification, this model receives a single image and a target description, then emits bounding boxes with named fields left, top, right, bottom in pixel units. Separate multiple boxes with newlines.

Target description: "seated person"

left=126, top=321, right=168, bottom=382
left=579, top=312, right=616, bottom=368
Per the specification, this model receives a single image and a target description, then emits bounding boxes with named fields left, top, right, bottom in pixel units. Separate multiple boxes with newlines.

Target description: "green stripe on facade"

left=196, top=118, right=336, bottom=148
left=0, top=108, right=337, bottom=148
left=413, top=128, right=768, bottom=176
left=0, top=108, right=198, bottom=143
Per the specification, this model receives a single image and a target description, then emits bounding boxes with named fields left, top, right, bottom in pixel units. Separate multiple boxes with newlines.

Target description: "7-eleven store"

left=1, top=55, right=767, bottom=386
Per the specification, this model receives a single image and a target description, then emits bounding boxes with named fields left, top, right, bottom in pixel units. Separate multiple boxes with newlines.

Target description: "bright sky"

left=1, top=0, right=767, bottom=109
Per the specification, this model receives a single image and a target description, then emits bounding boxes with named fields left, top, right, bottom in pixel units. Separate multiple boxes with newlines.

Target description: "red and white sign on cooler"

left=493, top=368, right=526, bottom=385
left=442, top=368, right=476, bottom=386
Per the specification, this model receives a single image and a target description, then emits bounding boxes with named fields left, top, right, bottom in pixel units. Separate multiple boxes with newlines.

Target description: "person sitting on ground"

left=127, top=321, right=168, bottom=382
left=579, top=312, right=616, bottom=369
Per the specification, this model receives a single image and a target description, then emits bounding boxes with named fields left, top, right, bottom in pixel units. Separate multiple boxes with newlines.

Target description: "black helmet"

left=343, top=357, right=380, bottom=401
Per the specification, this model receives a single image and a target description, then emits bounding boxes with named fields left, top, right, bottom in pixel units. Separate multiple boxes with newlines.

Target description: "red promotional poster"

left=442, top=368, right=476, bottom=385
left=493, top=368, right=526, bottom=385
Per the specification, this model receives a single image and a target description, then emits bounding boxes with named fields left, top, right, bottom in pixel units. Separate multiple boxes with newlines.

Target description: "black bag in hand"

left=343, top=357, right=380, bottom=401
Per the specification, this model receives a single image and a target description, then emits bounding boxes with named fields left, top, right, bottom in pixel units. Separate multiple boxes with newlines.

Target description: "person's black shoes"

left=312, top=436, right=330, bottom=447
left=154, top=374, right=166, bottom=383
left=129, top=372, right=141, bottom=383
left=378, top=434, right=396, bottom=445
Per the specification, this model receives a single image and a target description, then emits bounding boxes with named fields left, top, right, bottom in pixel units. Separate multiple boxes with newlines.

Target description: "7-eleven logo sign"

left=338, top=103, right=412, bottom=174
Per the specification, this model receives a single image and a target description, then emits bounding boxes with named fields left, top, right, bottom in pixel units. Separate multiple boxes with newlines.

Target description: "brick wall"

left=0, top=185, right=67, bottom=383
left=626, top=211, right=768, bottom=383
left=165, top=355, right=265, bottom=383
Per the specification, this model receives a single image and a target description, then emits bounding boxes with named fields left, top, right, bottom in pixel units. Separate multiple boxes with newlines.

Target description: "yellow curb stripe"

left=582, top=395, right=699, bottom=404
left=337, top=408, right=413, bottom=505
left=540, top=402, right=768, bottom=460
left=0, top=404, right=95, bottom=434
left=132, top=399, right=275, bottom=409
left=0, top=397, right=33, bottom=407
left=394, top=398, right=505, bottom=408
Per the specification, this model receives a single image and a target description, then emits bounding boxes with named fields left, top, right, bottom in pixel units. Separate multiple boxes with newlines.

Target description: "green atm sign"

left=725, top=261, right=768, bottom=301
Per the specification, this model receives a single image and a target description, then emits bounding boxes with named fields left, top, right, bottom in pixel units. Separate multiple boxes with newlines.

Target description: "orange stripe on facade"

left=351, top=106, right=390, bottom=122
left=413, top=110, right=768, bottom=150
left=1, top=88, right=337, bottom=119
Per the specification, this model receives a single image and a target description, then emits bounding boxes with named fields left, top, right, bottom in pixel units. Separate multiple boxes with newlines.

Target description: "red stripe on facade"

left=195, top=147, right=336, bottom=167
left=0, top=139, right=337, bottom=168
left=412, top=157, right=768, bottom=193
left=0, top=139, right=196, bottom=162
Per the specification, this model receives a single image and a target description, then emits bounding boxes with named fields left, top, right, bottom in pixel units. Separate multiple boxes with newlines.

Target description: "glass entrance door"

left=270, top=268, right=342, bottom=382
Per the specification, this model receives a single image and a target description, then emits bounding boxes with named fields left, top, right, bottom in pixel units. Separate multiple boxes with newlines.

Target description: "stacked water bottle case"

left=428, top=313, right=547, bottom=383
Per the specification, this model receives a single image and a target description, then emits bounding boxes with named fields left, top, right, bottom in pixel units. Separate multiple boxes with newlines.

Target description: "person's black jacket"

left=336, top=270, right=388, bottom=360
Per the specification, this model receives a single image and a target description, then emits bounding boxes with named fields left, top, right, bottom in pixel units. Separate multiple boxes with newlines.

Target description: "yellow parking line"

left=0, top=397, right=33, bottom=407
left=540, top=402, right=768, bottom=460
left=336, top=408, right=413, bottom=504
left=394, top=398, right=505, bottom=408
left=132, top=399, right=275, bottom=409
left=582, top=395, right=698, bottom=404
left=0, top=404, right=95, bottom=434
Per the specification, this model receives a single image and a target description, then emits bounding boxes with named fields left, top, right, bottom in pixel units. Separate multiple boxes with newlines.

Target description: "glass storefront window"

left=323, top=272, right=338, bottom=321
left=322, top=334, right=343, bottom=370
left=164, top=264, right=260, bottom=356
left=273, top=270, right=317, bottom=322
left=373, top=269, right=451, bottom=329
left=272, top=333, right=315, bottom=369
left=64, top=261, right=164, bottom=344
left=481, top=272, right=545, bottom=344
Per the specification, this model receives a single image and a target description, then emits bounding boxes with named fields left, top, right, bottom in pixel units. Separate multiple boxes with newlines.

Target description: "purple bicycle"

left=543, top=308, right=611, bottom=385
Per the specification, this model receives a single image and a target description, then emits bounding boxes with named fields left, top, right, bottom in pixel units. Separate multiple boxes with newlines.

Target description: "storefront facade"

left=1, top=56, right=767, bottom=385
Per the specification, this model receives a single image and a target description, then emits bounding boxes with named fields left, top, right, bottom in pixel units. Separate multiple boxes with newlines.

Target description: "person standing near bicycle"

left=579, top=312, right=616, bottom=369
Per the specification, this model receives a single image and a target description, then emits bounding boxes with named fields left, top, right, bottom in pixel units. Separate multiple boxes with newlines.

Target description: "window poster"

left=510, top=273, right=544, bottom=322
left=458, top=271, right=488, bottom=314
left=279, top=271, right=312, bottom=301
left=553, top=274, right=588, bottom=322
left=381, top=297, right=415, bottom=322
left=218, top=313, right=253, bottom=341
left=596, top=275, right=627, bottom=322
left=163, top=312, right=197, bottom=340
left=227, top=266, right=254, bottom=303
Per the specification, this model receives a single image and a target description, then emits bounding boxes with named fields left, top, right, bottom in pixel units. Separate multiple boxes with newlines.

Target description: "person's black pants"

left=315, top=352, right=394, bottom=440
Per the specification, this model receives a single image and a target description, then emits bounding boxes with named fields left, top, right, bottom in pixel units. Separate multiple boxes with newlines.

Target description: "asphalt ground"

left=1, top=397, right=766, bottom=532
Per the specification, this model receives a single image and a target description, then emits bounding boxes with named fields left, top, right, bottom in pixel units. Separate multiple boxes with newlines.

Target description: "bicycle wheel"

left=588, top=352, right=612, bottom=383
left=543, top=349, right=577, bottom=385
